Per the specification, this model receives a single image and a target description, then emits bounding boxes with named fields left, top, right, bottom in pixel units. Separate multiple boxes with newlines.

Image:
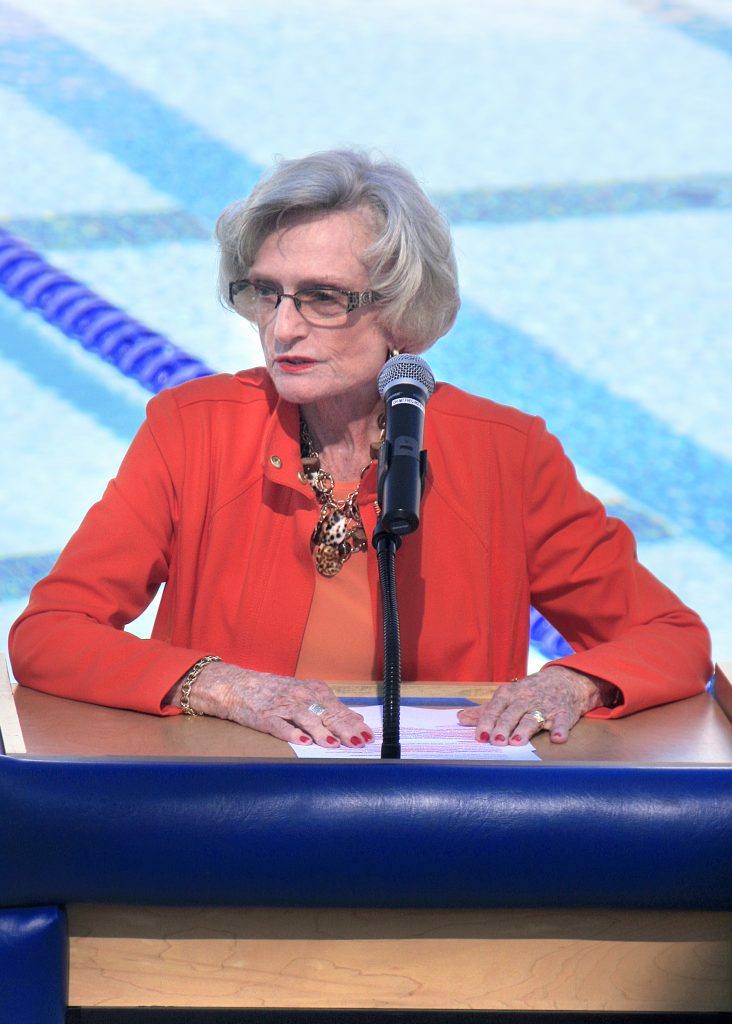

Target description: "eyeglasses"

left=228, top=279, right=381, bottom=325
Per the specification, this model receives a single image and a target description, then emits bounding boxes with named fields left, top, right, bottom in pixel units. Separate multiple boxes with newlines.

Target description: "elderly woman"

left=9, top=149, right=711, bottom=750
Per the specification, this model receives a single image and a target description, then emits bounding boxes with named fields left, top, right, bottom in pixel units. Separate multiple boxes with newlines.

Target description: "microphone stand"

left=372, top=443, right=428, bottom=760
left=372, top=519, right=402, bottom=759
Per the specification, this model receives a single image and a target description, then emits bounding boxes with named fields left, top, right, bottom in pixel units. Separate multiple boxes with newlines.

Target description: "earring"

left=387, top=346, right=401, bottom=359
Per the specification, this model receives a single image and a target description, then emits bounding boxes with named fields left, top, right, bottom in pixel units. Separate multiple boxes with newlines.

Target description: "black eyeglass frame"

left=228, top=279, right=382, bottom=317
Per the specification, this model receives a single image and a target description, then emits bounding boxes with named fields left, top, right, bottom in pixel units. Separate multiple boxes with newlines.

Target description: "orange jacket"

left=9, top=369, right=711, bottom=717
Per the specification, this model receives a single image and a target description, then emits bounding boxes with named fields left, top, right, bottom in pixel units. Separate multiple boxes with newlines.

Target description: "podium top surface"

left=4, top=668, right=732, bottom=765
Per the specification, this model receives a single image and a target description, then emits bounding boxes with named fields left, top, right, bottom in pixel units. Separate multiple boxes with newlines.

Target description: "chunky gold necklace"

left=299, top=414, right=385, bottom=578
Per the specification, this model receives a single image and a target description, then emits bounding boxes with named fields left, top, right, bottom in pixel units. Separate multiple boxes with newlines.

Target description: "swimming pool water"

left=1, top=0, right=731, bottom=670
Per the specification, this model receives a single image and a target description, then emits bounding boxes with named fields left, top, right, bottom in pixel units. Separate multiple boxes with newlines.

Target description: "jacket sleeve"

left=8, top=392, right=211, bottom=715
left=522, top=417, right=712, bottom=717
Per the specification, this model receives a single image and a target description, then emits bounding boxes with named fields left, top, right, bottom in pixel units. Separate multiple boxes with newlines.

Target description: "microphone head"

left=377, top=353, right=435, bottom=399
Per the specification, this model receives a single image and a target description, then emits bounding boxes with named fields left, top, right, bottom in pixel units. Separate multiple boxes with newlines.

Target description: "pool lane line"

left=0, top=2, right=263, bottom=226
left=4, top=172, right=732, bottom=252
left=0, top=210, right=211, bottom=251
left=433, top=174, right=732, bottom=225
left=629, top=0, right=732, bottom=61
left=432, top=300, right=732, bottom=558
left=0, top=294, right=146, bottom=441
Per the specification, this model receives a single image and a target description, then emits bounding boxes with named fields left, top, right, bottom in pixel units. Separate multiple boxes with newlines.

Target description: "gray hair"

left=215, top=149, right=460, bottom=351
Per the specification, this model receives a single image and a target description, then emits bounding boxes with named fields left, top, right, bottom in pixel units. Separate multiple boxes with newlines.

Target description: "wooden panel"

left=67, top=904, right=732, bottom=1012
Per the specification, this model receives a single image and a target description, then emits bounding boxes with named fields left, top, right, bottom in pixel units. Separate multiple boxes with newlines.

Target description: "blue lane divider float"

left=0, top=227, right=215, bottom=393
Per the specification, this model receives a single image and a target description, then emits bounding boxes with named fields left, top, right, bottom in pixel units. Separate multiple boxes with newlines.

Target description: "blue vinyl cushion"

left=1, top=758, right=730, bottom=910
left=0, top=905, right=67, bottom=1024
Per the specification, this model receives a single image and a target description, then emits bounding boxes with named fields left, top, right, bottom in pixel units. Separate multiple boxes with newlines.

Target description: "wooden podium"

left=2, top=660, right=731, bottom=1016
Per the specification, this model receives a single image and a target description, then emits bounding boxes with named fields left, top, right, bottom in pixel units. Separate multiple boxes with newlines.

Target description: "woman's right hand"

left=165, top=661, right=374, bottom=748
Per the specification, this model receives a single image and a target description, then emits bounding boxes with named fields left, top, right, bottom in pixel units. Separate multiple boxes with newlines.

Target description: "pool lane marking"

left=0, top=295, right=146, bottom=441
left=432, top=174, right=732, bottom=225
left=629, top=0, right=732, bottom=61
left=3, top=172, right=732, bottom=250
left=432, top=299, right=732, bottom=557
left=0, top=3, right=262, bottom=225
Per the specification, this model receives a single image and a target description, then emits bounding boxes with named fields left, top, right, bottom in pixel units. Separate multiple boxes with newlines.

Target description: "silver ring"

left=527, top=709, right=547, bottom=729
left=307, top=702, right=327, bottom=717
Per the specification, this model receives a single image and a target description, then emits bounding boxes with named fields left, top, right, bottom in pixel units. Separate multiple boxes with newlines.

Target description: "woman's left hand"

left=456, top=665, right=611, bottom=745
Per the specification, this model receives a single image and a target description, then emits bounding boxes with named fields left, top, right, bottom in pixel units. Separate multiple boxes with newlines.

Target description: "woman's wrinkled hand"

left=166, top=661, right=374, bottom=748
left=457, top=665, right=613, bottom=745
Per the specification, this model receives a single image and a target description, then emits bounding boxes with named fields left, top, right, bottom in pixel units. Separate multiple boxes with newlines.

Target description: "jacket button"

left=270, top=455, right=282, bottom=469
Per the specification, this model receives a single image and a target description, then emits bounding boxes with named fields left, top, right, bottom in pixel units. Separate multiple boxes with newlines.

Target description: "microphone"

left=376, top=353, right=435, bottom=536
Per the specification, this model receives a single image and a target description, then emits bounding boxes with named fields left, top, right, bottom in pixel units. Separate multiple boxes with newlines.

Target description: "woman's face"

left=247, top=209, right=390, bottom=411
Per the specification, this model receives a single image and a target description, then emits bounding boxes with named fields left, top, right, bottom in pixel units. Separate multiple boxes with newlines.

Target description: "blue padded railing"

left=2, top=758, right=730, bottom=910
left=0, top=227, right=215, bottom=393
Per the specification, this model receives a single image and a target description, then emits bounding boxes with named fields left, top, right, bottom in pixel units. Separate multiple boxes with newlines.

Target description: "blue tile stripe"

left=0, top=3, right=263, bottom=226
left=0, top=210, right=210, bottom=250
left=5, top=173, right=731, bottom=251
left=431, top=301, right=732, bottom=557
left=0, top=293, right=146, bottom=440
left=433, top=175, right=732, bottom=225
left=632, top=0, right=732, bottom=59
left=0, top=552, right=59, bottom=601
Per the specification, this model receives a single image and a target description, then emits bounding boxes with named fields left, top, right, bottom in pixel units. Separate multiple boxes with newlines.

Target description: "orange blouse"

left=295, top=547, right=375, bottom=682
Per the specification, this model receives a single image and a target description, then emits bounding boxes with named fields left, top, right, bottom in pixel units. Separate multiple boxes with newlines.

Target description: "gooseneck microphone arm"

left=372, top=354, right=435, bottom=760
left=372, top=522, right=402, bottom=759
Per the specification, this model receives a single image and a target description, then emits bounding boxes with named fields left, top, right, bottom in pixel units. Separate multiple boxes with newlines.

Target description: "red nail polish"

left=512, top=734, right=522, bottom=743
left=326, top=736, right=337, bottom=745
left=350, top=736, right=363, bottom=746
left=553, top=731, right=563, bottom=739
left=479, top=731, right=490, bottom=742
left=494, top=734, right=505, bottom=742
left=361, top=731, right=372, bottom=742
left=299, top=735, right=311, bottom=744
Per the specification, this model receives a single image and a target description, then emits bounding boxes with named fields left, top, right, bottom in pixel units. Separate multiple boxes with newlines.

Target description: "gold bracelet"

left=180, top=655, right=222, bottom=716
